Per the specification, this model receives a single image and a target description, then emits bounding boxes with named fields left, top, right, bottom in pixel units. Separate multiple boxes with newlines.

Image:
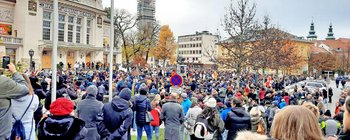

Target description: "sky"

left=102, top=0, right=350, bottom=40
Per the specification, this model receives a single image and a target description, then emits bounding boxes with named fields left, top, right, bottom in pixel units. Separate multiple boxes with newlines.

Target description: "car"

left=305, top=81, right=327, bottom=92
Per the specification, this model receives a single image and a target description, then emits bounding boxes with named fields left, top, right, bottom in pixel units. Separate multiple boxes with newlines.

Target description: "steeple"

left=307, top=20, right=317, bottom=40
left=326, top=23, right=335, bottom=40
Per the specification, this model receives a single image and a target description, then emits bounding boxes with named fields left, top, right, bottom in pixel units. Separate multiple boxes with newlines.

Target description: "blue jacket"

left=225, top=107, right=251, bottom=140
left=279, top=102, right=287, bottom=109
left=103, top=97, right=133, bottom=139
left=133, top=95, right=152, bottom=125
left=182, top=98, right=192, bottom=116
left=220, top=107, right=232, bottom=121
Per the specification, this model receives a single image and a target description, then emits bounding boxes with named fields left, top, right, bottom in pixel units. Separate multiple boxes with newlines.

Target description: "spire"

left=307, top=20, right=317, bottom=40
left=326, top=23, right=335, bottom=40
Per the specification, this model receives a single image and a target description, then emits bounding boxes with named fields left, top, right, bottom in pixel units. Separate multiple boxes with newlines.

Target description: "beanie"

left=50, top=98, right=74, bottom=116
left=86, top=85, right=98, bottom=97
left=119, top=88, right=132, bottom=101
left=139, top=84, right=148, bottom=95
left=205, top=98, right=217, bottom=108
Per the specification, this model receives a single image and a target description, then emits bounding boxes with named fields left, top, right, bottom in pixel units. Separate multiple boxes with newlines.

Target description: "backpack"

left=11, top=95, right=34, bottom=140
left=256, top=118, right=265, bottom=134
left=193, top=116, right=216, bottom=140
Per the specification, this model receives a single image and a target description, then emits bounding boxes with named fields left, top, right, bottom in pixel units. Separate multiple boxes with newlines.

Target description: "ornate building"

left=0, top=0, right=107, bottom=69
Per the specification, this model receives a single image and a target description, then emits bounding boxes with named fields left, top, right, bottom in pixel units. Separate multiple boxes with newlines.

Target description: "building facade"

left=137, top=0, right=155, bottom=29
left=0, top=0, right=108, bottom=70
left=178, top=31, right=218, bottom=69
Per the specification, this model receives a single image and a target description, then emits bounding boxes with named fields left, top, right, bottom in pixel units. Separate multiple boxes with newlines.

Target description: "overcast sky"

left=102, top=0, right=350, bottom=40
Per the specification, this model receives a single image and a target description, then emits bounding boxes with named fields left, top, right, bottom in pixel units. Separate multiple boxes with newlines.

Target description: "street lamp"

left=29, top=49, right=34, bottom=71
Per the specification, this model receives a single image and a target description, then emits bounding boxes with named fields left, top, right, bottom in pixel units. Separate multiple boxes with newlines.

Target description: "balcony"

left=0, top=35, right=23, bottom=45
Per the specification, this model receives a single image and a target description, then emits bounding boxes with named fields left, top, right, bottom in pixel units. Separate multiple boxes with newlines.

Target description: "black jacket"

left=133, top=95, right=152, bottom=125
left=103, top=97, right=133, bottom=139
left=45, top=86, right=77, bottom=110
left=37, top=116, right=87, bottom=140
left=225, top=107, right=251, bottom=140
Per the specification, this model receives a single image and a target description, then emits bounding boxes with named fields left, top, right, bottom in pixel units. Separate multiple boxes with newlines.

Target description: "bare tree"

left=221, top=0, right=260, bottom=77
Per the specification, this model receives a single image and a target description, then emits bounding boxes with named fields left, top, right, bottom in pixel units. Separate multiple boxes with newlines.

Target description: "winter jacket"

left=37, top=115, right=88, bottom=140
left=197, top=113, right=225, bottom=140
left=250, top=116, right=267, bottom=134
left=268, top=107, right=279, bottom=125
left=279, top=102, right=287, bottom=109
left=220, top=107, right=232, bottom=121
left=185, top=106, right=202, bottom=135
left=77, top=96, right=105, bottom=140
left=225, top=107, right=251, bottom=140
left=0, top=73, right=29, bottom=140
left=182, top=98, right=192, bottom=116
left=133, top=95, right=152, bottom=125
left=150, top=106, right=162, bottom=127
left=103, top=97, right=133, bottom=140
left=11, top=94, right=39, bottom=140
left=161, top=100, right=184, bottom=140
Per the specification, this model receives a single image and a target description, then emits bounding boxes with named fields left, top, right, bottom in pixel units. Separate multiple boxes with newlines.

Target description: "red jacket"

left=259, top=90, right=265, bottom=100
left=150, top=106, right=162, bottom=127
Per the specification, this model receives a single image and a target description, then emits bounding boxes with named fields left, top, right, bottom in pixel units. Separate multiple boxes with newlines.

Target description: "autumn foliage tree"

left=309, top=52, right=337, bottom=72
left=152, top=25, right=177, bottom=68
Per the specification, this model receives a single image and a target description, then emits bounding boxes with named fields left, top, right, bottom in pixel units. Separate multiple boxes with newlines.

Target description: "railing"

left=0, top=35, right=23, bottom=45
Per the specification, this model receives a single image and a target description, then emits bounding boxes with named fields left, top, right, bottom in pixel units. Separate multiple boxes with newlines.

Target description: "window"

left=58, top=23, right=65, bottom=41
left=86, top=19, right=92, bottom=44
left=68, top=16, right=74, bottom=23
left=59, top=14, right=65, bottom=22
left=199, top=50, right=202, bottom=54
left=42, top=11, right=51, bottom=40
left=68, top=25, right=73, bottom=42
left=76, top=18, right=82, bottom=43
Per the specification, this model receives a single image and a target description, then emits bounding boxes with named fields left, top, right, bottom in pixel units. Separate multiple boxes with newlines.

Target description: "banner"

left=0, top=24, right=12, bottom=35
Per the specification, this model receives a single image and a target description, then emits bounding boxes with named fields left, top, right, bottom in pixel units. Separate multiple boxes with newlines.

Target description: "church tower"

left=326, top=23, right=335, bottom=40
left=307, top=21, right=317, bottom=40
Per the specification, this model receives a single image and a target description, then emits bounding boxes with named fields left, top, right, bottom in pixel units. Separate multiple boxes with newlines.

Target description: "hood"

left=250, top=116, right=261, bottom=125
left=231, top=107, right=248, bottom=117
left=41, top=116, right=85, bottom=137
left=112, top=97, right=130, bottom=111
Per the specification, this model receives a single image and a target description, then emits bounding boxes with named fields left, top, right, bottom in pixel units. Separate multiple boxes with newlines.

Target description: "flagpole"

left=109, top=0, right=115, bottom=102
left=51, top=0, right=58, bottom=103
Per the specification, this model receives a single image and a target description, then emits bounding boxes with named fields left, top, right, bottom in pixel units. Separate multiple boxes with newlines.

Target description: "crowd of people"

left=0, top=63, right=349, bottom=140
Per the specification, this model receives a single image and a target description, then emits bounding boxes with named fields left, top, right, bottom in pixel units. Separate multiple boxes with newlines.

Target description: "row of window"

left=185, top=57, right=199, bottom=61
left=178, top=36, right=202, bottom=42
left=178, top=50, right=202, bottom=55
left=179, top=43, right=202, bottom=48
left=43, top=11, right=92, bottom=44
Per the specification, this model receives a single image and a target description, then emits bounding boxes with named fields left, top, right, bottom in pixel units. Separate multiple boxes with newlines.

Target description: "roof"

left=315, top=38, right=350, bottom=51
left=310, top=45, right=329, bottom=54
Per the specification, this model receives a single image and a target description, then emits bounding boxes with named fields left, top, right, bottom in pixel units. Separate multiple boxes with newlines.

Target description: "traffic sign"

left=170, top=74, right=183, bottom=86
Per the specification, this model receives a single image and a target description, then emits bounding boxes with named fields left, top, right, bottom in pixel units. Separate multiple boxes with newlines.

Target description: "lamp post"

left=29, top=49, right=34, bottom=71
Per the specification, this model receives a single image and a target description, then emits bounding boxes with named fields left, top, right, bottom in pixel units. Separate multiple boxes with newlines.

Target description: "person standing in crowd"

left=225, top=97, right=251, bottom=140
left=270, top=106, right=323, bottom=140
left=103, top=88, right=133, bottom=140
left=184, top=97, right=202, bottom=140
left=336, top=76, right=341, bottom=88
left=0, top=64, right=29, bottom=140
left=180, top=93, right=192, bottom=140
left=37, top=98, right=88, bottom=139
left=328, top=87, right=333, bottom=103
left=150, top=95, right=162, bottom=140
left=341, top=79, right=347, bottom=89
left=161, top=93, right=184, bottom=140
left=194, top=97, right=224, bottom=140
left=337, top=94, right=350, bottom=140
left=321, top=110, right=341, bottom=137
left=249, top=107, right=267, bottom=134
left=268, top=101, right=279, bottom=127
left=133, top=85, right=152, bottom=140
left=77, top=85, right=105, bottom=140
left=11, top=74, right=39, bottom=140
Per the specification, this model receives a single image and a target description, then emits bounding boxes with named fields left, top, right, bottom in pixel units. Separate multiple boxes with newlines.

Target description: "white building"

left=178, top=31, right=218, bottom=69
left=0, top=0, right=112, bottom=70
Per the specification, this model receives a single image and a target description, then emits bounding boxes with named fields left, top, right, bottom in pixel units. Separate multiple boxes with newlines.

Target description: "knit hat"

left=324, top=110, right=332, bottom=117
left=150, top=88, right=158, bottom=94
left=181, top=93, right=187, bottom=98
left=139, top=83, right=148, bottom=95
left=191, top=97, right=198, bottom=106
left=86, top=85, right=98, bottom=97
left=50, top=98, right=74, bottom=116
left=119, top=88, right=132, bottom=101
left=205, top=98, right=217, bottom=108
